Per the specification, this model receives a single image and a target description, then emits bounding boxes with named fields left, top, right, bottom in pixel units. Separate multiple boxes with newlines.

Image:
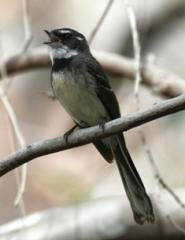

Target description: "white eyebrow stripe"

left=59, top=30, right=83, bottom=40
left=59, top=29, right=71, bottom=34
left=75, top=36, right=83, bottom=41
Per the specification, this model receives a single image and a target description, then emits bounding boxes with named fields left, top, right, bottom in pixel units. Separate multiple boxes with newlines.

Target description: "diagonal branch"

left=1, top=47, right=185, bottom=98
left=88, top=0, right=114, bottom=44
left=0, top=34, right=27, bottom=213
left=0, top=94, right=185, bottom=177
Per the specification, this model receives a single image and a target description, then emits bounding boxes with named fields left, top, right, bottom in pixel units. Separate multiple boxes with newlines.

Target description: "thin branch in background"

left=21, top=0, right=33, bottom=52
left=124, top=0, right=185, bottom=221
left=124, top=1, right=141, bottom=98
left=88, top=0, right=114, bottom=44
left=3, top=104, right=26, bottom=217
left=13, top=0, right=33, bottom=208
left=139, top=131, right=185, bottom=208
left=0, top=77, right=26, bottom=214
left=14, top=172, right=26, bottom=216
left=0, top=53, right=26, bottom=217
left=0, top=35, right=27, bottom=214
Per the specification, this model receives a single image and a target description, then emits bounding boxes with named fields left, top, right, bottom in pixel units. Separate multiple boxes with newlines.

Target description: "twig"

left=88, top=0, right=114, bottom=44
left=21, top=0, right=33, bottom=52
left=139, top=131, right=185, bottom=208
left=0, top=82, right=27, bottom=210
left=0, top=94, right=185, bottom=177
left=0, top=89, right=25, bottom=147
left=13, top=0, right=33, bottom=208
left=3, top=98, right=26, bottom=217
left=124, top=1, right=141, bottom=96
left=1, top=0, right=32, bottom=208
left=14, top=170, right=26, bottom=216
left=0, top=36, right=27, bottom=212
left=0, top=86, right=27, bottom=203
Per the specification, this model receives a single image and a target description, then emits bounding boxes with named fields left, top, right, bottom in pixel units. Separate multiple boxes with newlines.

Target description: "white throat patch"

left=48, top=44, right=79, bottom=65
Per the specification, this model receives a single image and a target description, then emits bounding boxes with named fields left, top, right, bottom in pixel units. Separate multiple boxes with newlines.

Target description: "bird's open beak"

left=43, top=29, right=60, bottom=44
left=43, top=29, right=52, bottom=44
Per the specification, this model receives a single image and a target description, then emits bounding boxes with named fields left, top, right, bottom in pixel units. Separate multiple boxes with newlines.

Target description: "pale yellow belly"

left=52, top=72, right=109, bottom=126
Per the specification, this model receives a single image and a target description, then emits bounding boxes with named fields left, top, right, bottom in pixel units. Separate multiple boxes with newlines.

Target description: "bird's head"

left=44, top=28, right=89, bottom=53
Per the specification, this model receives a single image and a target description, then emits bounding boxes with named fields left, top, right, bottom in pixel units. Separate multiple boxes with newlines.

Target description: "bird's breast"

left=52, top=71, right=108, bottom=126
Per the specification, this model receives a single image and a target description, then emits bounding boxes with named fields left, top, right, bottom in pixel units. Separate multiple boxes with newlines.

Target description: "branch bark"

left=2, top=47, right=185, bottom=98
left=1, top=94, right=185, bottom=177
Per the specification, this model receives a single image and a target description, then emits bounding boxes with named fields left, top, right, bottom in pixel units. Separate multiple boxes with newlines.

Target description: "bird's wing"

left=84, top=57, right=121, bottom=162
left=86, top=57, right=121, bottom=120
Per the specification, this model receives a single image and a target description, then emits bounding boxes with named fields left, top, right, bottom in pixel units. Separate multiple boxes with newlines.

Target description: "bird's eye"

left=64, top=33, right=71, bottom=40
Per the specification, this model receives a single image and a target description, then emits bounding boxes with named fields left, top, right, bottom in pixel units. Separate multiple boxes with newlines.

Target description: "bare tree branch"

left=0, top=85, right=26, bottom=216
left=21, top=0, right=33, bottom=52
left=0, top=94, right=185, bottom=177
left=124, top=0, right=142, bottom=96
left=88, top=0, right=114, bottom=44
left=1, top=47, right=185, bottom=98
left=13, top=0, right=33, bottom=210
left=0, top=86, right=27, bottom=204
left=0, top=35, right=27, bottom=215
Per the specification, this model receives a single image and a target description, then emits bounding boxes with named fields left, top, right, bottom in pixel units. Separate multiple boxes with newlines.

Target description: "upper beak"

left=43, top=29, right=52, bottom=44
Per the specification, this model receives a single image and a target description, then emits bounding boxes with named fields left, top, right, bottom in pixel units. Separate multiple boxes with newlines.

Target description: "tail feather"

left=93, top=140, right=113, bottom=163
left=112, top=133, right=154, bottom=224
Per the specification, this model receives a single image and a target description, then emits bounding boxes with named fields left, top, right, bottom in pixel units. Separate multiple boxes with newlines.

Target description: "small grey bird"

left=44, top=28, right=154, bottom=224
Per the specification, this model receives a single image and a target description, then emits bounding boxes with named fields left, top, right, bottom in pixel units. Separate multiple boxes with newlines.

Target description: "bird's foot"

left=99, top=122, right=106, bottom=132
left=64, top=124, right=78, bottom=144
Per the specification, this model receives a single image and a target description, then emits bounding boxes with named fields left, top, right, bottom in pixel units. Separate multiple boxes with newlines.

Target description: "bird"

left=44, top=28, right=154, bottom=224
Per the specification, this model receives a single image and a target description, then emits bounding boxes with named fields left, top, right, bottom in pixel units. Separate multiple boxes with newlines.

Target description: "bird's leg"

left=64, top=124, right=79, bottom=144
left=99, top=121, right=106, bottom=132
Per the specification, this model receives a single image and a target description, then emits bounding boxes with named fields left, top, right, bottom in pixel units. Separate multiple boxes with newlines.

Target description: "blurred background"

left=0, top=0, right=185, bottom=236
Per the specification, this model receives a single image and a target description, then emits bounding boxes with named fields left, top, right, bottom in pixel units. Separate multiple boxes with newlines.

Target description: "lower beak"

left=43, top=29, right=52, bottom=44
left=43, top=41, right=51, bottom=44
left=44, top=29, right=50, bottom=35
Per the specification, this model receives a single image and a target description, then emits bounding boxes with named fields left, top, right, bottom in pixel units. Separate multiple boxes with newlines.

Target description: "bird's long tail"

left=112, top=133, right=154, bottom=224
